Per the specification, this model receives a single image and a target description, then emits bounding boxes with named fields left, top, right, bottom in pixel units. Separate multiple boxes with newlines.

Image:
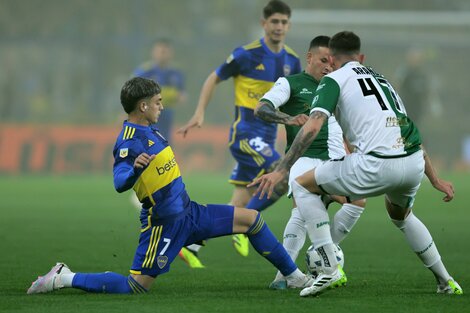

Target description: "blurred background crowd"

left=1, top=0, right=469, bottom=173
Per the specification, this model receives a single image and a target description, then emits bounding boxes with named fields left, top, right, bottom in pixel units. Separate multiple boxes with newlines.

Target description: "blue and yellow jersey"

left=133, top=63, right=185, bottom=107
left=113, top=121, right=189, bottom=227
left=216, top=38, right=301, bottom=144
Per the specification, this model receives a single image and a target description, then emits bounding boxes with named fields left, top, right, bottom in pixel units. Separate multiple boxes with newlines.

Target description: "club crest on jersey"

left=157, top=256, right=168, bottom=269
left=283, top=64, right=291, bottom=76
left=119, top=148, right=128, bottom=158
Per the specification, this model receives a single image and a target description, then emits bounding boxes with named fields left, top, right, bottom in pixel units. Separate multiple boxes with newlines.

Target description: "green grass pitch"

left=0, top=173, right=468, bottom=313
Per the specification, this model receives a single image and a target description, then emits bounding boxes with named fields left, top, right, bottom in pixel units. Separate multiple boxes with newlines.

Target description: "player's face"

left=152, top=44, right=173, bottom=66
left=145, top=94, right=164, bottom=124
left=262, top=13, right=290, bottom=45
left=307, top=46, right=332, bottom=81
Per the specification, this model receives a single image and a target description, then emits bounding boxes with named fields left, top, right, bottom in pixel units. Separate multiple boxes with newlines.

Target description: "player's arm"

left=255, top=101, right=308, bottom=126
left=422, top=145, right=454, bottom=202
left=248, top=111, right=327, bottom=199
left=177, top=71, right=221, bottom=137
left=254, top=77, right=308, bottom=126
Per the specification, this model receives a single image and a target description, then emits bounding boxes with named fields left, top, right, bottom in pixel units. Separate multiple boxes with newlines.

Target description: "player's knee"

left=385, top=198, right=411, bottom=221
left=351, top=198, right=366, bottom=208
left=233, top=207, right=259, bottom=233
left=294, top=170, right=320, bottom=194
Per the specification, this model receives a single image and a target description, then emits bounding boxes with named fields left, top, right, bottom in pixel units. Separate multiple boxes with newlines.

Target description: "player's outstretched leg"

left=234, top=208, right=312, bottom=289
left=390, top=210, right=463, bottom=295
left=27, top=263, right=147, bottom=294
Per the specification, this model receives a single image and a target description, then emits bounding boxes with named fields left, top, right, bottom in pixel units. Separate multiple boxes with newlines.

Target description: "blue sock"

left=72, top=272, right=147, bottom=294
left=246, top=193, right=276, bottom=212
left=246, top=213, right=297, bottom=276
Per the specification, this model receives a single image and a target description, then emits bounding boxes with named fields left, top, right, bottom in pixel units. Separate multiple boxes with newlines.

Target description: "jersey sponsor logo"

left=283, top=64, right=291, bottom=76
left=255, top=63, right=265, bottom=71
left=133, top=146, right=181, bottom=201
left=316, top=221, right=329, bottom=228
left=148, top=139, right=155, bottom=147
left=119, top=148, right=128, bottom=158
left=247, top=89, right=263, bottom=100
left=385, top=117, right=409, bottom=127
left=156, top=157, right=177, bottom=175
left=299, top=87, right=313, bottom=94
left=157, top=255, right=168, bottom=269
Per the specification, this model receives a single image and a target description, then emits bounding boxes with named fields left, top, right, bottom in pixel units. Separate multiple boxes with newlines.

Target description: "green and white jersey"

left=311, top=61, right=421, bottom=157
left=261, top=71, right=344, bottom=160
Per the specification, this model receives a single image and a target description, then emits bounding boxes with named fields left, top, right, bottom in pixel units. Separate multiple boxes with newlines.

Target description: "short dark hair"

left=120, top=77, right=161, bottom=114
left=309, top=35, right=331, bottom=51
left=263, top=0, right=291, bottom=19
left=329, top=31, right=361, bottom=56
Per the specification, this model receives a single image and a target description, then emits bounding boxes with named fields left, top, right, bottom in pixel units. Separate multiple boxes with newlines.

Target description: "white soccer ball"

left=305, top=244, right=344, bottom=276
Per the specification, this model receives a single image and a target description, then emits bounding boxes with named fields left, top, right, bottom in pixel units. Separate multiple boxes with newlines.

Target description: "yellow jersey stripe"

left=233, top=75, right=275, bottom=109
left=129, top=127, right=136, bottom=139
left=140, top=216, right=152, bottom=233
left=240, top=140, right=265, bottom=166
left=149, top=226, right=163, bottom=267
left=228, top=107, right=242, bottom=146
left=243, top=39, right=262, bottom=50
left=143, top=227, right=157, bottom=268
left=122, top=126, right=129, bottom=140
left=133, top=146, right=181, bottom=203
left=129, top=270, right=142, bottom=275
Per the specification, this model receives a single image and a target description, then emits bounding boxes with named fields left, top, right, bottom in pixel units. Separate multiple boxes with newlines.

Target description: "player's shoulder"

left=242, top=39, right=262, bottom=51
left=283, top=44, right=299, bottom=58
left=134, top=61, right=155, bottom=74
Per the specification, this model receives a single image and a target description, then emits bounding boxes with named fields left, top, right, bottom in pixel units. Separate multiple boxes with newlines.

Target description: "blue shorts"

left=228, top=108, right=280, bottom=185
left=130, top=202, right=234, bottom=277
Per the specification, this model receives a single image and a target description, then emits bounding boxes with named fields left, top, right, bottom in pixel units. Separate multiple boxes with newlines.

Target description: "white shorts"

left=288, top=157, right=325, bottom=197
left=315, top=150, right=424, bottom=208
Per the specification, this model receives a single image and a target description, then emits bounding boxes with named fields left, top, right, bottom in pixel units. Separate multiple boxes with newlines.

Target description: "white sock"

left=291, top=180, right=332, bottom=249
left=274, top=207, right=306, bottom=281
left=60, top=273, right=75, bottom=288
left=285, top=268, right=305, bottom=282
left=391, top=212, right=451, bottom=284
left=331, top=203, right=364, bottom=244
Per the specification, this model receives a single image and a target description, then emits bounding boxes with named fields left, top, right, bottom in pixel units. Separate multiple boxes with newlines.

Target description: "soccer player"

left=26, top=77, right=313, bottom=295
left=133, top=38, right=186, bottom=144
left=250, top=31, right=463, bottom=296
left=254, top=36, right=365, bottom=289
left=178, top=0, right=301, bottom=258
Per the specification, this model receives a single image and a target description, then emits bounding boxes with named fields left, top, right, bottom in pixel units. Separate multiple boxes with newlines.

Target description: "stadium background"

left=1, top=0, right=470, bottom=174
left=1, top=1, right=470, bottom=312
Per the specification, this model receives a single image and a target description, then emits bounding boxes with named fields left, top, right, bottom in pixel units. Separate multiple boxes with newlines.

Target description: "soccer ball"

left=305, top=244, right=344, bottom=276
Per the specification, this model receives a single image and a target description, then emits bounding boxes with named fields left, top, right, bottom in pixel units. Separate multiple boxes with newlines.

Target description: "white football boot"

left=300, top=265, right=346, bottom=297
left=27, top=262, right=72, bottom=294
left=437, top=278, right=463, bottom=295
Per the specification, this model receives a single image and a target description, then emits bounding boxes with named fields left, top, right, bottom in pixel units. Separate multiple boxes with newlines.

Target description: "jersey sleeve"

left=112, top=139, right=145, bottom=193
left=260, top=77, right=291, bottom=109
left=215, top=47, right=247, bottom=80
left=310, top=76, right=341, bottom=117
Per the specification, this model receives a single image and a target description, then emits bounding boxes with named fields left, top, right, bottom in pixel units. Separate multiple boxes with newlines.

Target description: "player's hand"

left=134, top=153, right=155, bottom=169
left=177, top=112, right=204, bottom=138
left=287, top=114, right=309, bottom=126
left=247, top=170, right=287, bottom=199
left=431, top=178, right=454, bottom=202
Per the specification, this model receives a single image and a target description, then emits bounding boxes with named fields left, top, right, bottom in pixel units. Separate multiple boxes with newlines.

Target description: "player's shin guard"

left=330, top=203, right=364, bottom=244
left=246, top=212, right=297, bottom=276
left=282, top=208, right=307, bottom=262
left=72, top=272, right=147, bottom=294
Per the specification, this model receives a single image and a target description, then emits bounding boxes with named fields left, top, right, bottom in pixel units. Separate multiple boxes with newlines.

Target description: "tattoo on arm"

left=276, top=111, right=328, bottom=171
left=256, top=102, right=293, bottom=124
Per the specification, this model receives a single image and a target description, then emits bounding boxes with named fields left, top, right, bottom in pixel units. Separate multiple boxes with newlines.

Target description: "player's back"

left=317, top=61, right=421, bottom=157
